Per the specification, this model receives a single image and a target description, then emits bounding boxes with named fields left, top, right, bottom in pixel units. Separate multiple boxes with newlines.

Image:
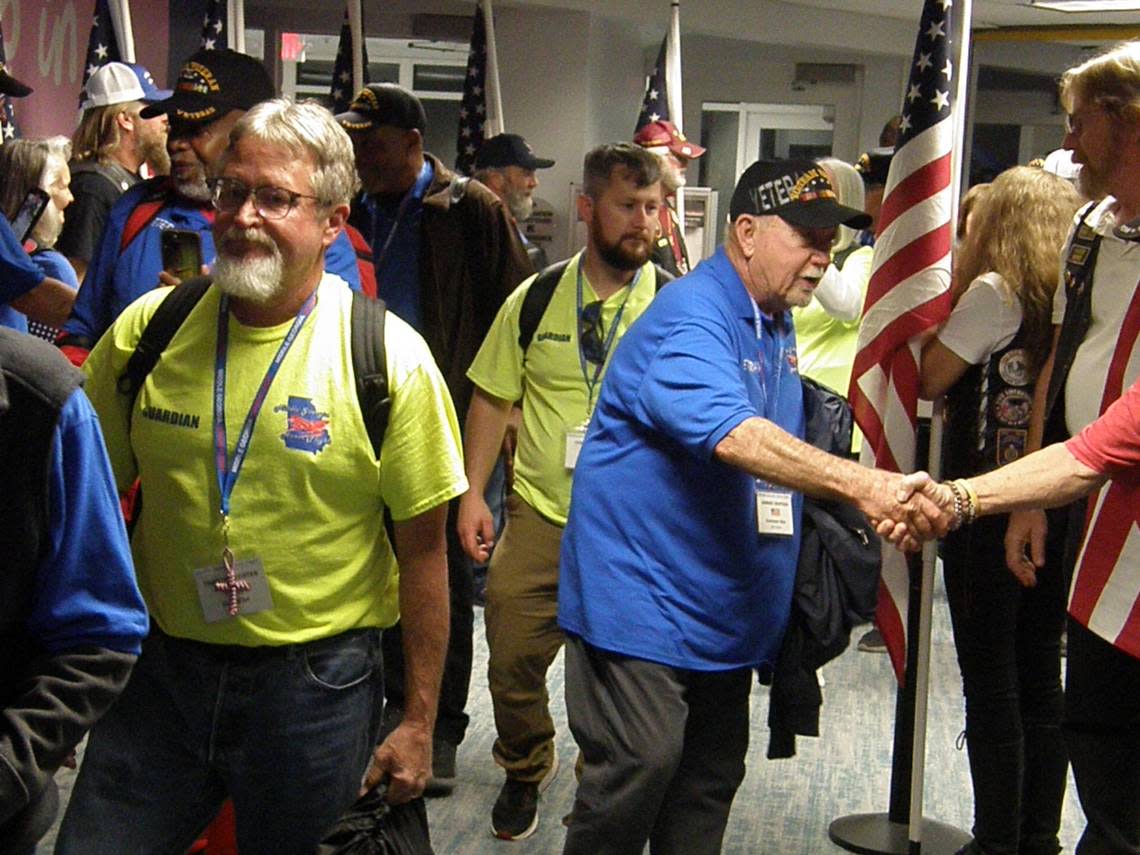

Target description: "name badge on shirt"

left=194, top=558, right=274, bottom=623
left=564, top=425, right=587, bottom=470
left=756, top=490, right=795, bottom=537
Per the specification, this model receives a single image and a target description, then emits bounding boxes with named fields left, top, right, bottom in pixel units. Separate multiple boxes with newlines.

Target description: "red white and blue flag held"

left=201, top=0, right=226, bottom=50
left=849, top=0, right=956, bottom=686
left=0, top=20, right=19, bottom=146
left=82, top=0, right=124, bottom=87
left=330, top=8, right=369, bottom=115
left=635, top=35, right=671, bottom=133
left=455, top=0, right=503, bottom=177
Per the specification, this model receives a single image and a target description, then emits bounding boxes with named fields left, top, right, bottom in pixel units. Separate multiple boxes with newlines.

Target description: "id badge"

left=756, top=490, right=794, bottom=536
left=564, top=425, right=587, bottom=470
left=193, top=557, right=274, bottom=623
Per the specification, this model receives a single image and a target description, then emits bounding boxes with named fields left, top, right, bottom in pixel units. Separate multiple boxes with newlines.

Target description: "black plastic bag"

left=315, top=783, right=434, bottom=855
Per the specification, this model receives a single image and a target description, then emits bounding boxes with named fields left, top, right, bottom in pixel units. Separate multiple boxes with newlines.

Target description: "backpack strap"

left=517, top=259, right=573, bottom=354
left=350, top=291, right=390, bottom=459
left=119, top=198, right=168, bottom=254
left=116, top=276, right=212, bottom=410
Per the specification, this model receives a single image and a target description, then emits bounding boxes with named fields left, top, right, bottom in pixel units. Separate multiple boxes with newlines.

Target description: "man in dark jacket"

left=338, top=84, right=532, bottom=794
left=0, top=329, right=147, bottom=852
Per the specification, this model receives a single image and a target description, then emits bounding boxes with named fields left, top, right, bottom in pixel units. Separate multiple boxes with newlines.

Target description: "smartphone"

left=161, top=228, right=204, bottom=282
left=9, top=187, right=49, bottom=244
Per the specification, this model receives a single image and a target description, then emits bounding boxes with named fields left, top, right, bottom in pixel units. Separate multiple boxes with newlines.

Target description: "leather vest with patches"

left=942, top=328, right=1036, bottom=480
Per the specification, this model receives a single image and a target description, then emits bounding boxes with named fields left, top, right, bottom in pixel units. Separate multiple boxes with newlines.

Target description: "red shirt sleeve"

left=1066, top=375, right=1140, bottom=479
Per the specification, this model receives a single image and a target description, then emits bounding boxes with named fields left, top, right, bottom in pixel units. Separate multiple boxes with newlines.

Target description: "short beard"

left=504, top=187, right=534, bottom=222
left=596, top=233, right=650, bottom=271
left=176, top=174, right=212, bottom=202
left=213, top=228, right=286, bottom=304
left=141, top=137, right=172, bottom=176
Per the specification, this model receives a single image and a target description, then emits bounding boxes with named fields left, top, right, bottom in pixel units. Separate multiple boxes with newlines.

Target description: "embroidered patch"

left=274, top=396, right=331, bottom=454
left=996, top=428, right=1027, bottom=465
left=994, top=388, right=1032, bottom=427
left=998, top=348, right=1031, bottom=387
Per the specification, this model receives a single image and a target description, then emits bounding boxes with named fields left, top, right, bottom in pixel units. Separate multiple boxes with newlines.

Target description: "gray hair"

left=0, top=136, right=72, bottom=220
left=224, top=98, right=360, bottom=208
left=816, top=157, right=866, bottom=253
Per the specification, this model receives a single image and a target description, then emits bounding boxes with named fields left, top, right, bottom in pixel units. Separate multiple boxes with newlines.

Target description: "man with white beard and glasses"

left=57, top=49, right=363, bottom=364
left=54, top=99, right=465, bottom=855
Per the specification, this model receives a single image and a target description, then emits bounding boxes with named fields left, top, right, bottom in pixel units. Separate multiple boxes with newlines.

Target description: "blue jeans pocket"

left=302, top=630, right=379, bottom=690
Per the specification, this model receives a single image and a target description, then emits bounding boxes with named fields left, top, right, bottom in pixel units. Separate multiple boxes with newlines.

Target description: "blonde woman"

left=919, top=166, right=1082, bottom=855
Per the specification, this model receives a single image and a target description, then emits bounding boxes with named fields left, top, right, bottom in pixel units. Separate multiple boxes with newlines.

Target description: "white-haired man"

left=56, top=99, right=464, bottom=855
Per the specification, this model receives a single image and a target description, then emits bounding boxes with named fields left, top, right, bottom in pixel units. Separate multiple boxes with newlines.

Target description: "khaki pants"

left=484, top=493, right=564, bottom=783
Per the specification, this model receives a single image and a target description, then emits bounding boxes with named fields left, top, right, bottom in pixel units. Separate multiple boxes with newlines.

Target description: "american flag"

left=330, top=9, right=368, bottom=115
left=635, top=35, right=670, bottom=133
left=455, top=3, right=490, bottom=176
left=81, top=0, right=123, bottom=88
left=201, top=0, right=226, bottom=50
left=0, top=22, right=18, bottom=147
left=848, top=0, right=955, bottom=684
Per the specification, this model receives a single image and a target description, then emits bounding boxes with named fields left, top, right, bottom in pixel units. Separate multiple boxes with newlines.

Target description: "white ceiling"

left=779, top=0, right=1139, bottom=28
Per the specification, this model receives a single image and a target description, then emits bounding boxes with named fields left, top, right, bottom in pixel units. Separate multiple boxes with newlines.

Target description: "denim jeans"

left=55, top=627, right=384, bottom=855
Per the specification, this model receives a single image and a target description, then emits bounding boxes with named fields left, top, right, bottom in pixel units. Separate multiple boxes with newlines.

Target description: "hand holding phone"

left=161, top=228, right=204, bottom=283
left=8, top=188, right=50, bottom=245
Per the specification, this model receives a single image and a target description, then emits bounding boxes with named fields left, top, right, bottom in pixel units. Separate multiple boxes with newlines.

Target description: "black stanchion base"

left=829, top=812, right=972, bottom=855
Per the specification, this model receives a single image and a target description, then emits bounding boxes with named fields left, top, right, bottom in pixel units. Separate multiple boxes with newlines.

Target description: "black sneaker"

left=857, top=628, right=887, bottom=653
left=425, top=739, right=457, bottom=797
left=492, top=778, right=540, bottom=840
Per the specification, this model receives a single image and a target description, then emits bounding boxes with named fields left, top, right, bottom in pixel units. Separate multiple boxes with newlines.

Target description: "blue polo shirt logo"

left=742, top=358, right=761, bottom=374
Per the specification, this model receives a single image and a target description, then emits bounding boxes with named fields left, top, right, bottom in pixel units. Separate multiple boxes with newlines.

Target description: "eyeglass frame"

left=207, top=176, right=324, bottom=220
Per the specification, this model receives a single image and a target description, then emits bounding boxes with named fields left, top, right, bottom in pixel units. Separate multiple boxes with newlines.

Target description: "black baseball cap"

left=335, top=84, right=427, bottom=132
left=140, top=49, right=274, bottom=125
left=0, top=62, right=32, bottom=98
left=855, top=147, right=894, bottom=188
left=729, top=158, right=871, bottom=230
left=475, top=134, right=555, bottom=170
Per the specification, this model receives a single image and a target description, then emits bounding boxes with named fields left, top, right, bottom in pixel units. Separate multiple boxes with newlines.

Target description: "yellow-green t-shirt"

left=83, top=274, right=467, bottom=646
left=466, top=253, right=658, bottom=525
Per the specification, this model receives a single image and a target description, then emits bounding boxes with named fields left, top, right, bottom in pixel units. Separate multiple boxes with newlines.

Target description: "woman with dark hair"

left=919, top=165, right=1082, bottom=855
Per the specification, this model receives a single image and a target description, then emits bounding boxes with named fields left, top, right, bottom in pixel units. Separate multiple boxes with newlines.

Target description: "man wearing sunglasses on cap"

left=457, top=142, right=667, bottom=841
left=557, top=158, right=951, bottom=855
left=57, top=49, right=364, bottom=365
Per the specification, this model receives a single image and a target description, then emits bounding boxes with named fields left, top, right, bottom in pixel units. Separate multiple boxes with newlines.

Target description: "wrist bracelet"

left=958, top=478, right=980, bottom=524
left=946, top=480, right=965, bottom=531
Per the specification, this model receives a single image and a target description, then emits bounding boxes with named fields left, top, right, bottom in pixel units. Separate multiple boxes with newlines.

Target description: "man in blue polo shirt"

left=558, top=158, right=947, bottom=855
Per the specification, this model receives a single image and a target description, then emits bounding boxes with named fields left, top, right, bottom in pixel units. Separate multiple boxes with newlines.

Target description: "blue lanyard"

left=749, top=298, right=784, bottom=424
left=213, top=290, right=317, bottom=528
left=577, top=261, right=641, bottom=410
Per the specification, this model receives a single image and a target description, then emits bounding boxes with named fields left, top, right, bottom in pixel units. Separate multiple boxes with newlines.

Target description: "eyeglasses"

left=579, top=301, right=605, bottom=364
left=1065, top=106, right=1103, bottom=136
left=208, top=177, right=321, bottom=220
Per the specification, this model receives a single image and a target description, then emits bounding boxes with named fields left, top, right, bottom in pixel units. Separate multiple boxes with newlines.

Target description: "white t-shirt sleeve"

left=937, top=272, right=1023, bottom=365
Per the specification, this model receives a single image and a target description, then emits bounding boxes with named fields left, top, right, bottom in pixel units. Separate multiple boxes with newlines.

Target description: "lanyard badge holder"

left=192, top=292, right=316, bottom=622
left=565, top=263, right=641, bottom=469
left=750, top=298, right=794, bottom=537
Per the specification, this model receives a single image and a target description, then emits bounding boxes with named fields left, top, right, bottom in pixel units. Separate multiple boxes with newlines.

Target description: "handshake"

left=859, top=470, right=972, bottom=554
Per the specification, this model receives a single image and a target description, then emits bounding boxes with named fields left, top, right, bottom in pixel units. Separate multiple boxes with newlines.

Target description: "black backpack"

left=515, top=258, right=674, bottom=355
left=116, top=276, right=391, bottom=458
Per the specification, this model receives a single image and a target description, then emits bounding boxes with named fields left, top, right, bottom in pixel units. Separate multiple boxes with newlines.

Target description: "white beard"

left=176, top=175, right=212, bottom=202
left=213, top=228, right=286, bottom=304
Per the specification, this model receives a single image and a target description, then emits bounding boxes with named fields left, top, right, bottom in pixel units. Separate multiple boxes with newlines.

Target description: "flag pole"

left=481, top=0, right=504, bottom=137
left=230, top=0, right=246, bottom=54
left=907, top=2, right=971, bottom=848
left=348, top=0, right=364, bottom=95
left=109, top=0, right=135, bottom=62
left=666, top=1, right=684, bottom=245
